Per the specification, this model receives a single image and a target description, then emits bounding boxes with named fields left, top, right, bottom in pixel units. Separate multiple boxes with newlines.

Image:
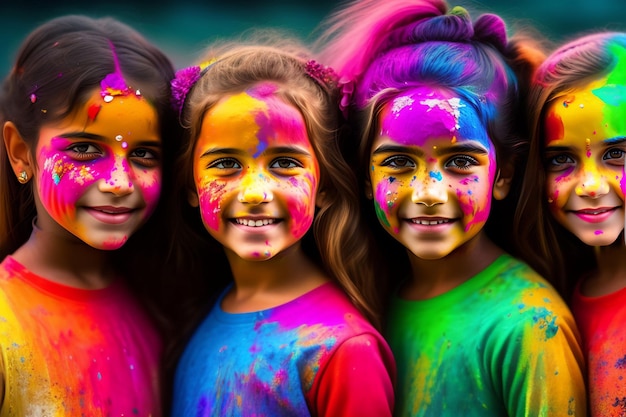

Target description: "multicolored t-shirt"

left=171, top=282, right=395, bottom=416
left=572, top=279, right=626, bottom=417
left=386, top=254, right=586, bottom=416
left=0, top=256, right=162, bottom=416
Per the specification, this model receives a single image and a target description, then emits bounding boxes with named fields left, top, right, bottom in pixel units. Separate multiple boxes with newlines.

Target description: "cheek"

left=284, top=173, right=317, bottom=239
left=38, top=150, right=102, bottom=218
left=455, top=172, right=493, bottom=231
left=196, top=176, right=230, bottom=232
left=372, top=171, right=407, bottom=231
left=133, top=168, right=162, bottom=213
left=455, top=175, right=491, bottom=231
left=546, top=167, right=575, bottom=208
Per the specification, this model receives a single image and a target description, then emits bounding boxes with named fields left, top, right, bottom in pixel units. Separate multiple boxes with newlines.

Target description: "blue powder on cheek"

left=429, top=171, right=442, bottom=181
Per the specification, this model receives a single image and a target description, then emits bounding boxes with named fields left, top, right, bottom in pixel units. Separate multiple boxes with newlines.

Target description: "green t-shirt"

left=386, top=254, right=586, bottom=416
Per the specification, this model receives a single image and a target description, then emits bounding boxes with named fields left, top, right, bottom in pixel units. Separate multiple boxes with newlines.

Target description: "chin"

left=577, top=231, right=623, bottom=247
left=93, top=236, right=129, bottom=251
left=237, top=250, right=275, bottom=261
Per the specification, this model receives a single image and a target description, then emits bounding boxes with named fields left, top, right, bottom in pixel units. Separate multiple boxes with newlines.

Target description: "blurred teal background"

left=2, top=0, right=626, bottom=76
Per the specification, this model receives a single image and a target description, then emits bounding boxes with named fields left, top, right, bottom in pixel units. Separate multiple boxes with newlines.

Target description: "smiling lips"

left=234, top=218, right=277, bottom=227
left=571, top=207, right=619, bottom=223
left=410, top=217, right=454, bottom=226
left=86, top=206, right=135, bottom=224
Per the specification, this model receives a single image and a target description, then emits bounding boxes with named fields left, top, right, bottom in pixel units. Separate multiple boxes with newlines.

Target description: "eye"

left=66, top=143, right=102, bottom=161
left=270, top=157, right=302, bottom=170
left=380, top=156, right=415, bottom=168
left=603, top=148, right=626, bottom=166
left=208, top=158, right=241, bottom=170
left=445, top=155, right=478, bottom=171
left=546, top=154, right=575, bottom=171
left=130, top=148, right=161, bottom=168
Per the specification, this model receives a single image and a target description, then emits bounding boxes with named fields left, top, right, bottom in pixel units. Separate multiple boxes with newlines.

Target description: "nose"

left=98, top=158, right=134, bottom=196
left=238, top=172, right=273, bottom=205
left=575, top=166, right=609, bottom=198
left=411, top=170, right=448, bottom=206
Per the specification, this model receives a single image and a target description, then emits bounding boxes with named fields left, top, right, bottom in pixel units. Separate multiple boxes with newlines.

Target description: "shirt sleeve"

left=492, top=292, right=587, bottom=416
left=308, top=332, right=396, bottom=417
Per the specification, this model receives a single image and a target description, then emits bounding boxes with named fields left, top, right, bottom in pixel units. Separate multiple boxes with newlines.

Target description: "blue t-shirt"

left=172, top=282, right=395, bottom=416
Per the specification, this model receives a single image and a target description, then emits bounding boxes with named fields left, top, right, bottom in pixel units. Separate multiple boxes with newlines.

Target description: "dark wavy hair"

left=0, top=13, right=179, bottom=331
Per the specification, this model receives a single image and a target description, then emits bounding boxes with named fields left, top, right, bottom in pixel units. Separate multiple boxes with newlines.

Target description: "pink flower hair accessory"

left=305, top=60, right=338, bottom=90
left=171, top=65, right=202, bottom=116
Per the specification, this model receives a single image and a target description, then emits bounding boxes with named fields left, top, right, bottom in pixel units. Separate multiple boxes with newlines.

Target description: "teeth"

left=412, top=219, right=449, bottom=225
left=236, top=219, right=275, bottom=227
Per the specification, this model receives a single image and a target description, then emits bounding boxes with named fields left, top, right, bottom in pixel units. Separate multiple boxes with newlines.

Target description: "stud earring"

left=17, top=171, right=28, bottom=184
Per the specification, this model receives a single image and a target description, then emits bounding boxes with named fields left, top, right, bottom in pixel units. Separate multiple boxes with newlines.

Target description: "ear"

left=315, top=189, right=328, bottom=209
left=188, top=188, right=199, bottom=207
left=493, top=164, right=514, bottom=201
left=3, top=122, right=35, bottom=181
left=364, top=176, right=373, bottom=199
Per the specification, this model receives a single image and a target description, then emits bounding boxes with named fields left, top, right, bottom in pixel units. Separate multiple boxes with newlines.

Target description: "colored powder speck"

left=532, top=307, right=559, bottom=340
left=615, top=355, right=626, bottom=369
left=87, top=104, right=101, bottom=121
left=389, top=177, right=396, bottom=183
left=594, top=230, right=604, bottom=235
left=429, top=171, right=442, bottom=181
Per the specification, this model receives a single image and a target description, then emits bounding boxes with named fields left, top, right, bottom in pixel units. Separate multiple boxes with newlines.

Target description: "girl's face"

left=34, top=89, right=162, bottom=250
left=368, top=88, right=503, bottom=260
left=191, top=83, right=320, bottom=261
left=544, top=74, right=626, bottom=246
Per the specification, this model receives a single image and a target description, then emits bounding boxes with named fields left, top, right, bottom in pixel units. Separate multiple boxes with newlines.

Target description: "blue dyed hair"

left=318, top=0, right=543, bottom=175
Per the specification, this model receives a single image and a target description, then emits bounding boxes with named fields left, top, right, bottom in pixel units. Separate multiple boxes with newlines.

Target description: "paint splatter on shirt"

left=386, top=255, right=586, bottom=416
left=572, top=279, right=626, bottom=417
left=171, top=282, right=395, bottom=416
left=0, top=256, right=162, bottom=416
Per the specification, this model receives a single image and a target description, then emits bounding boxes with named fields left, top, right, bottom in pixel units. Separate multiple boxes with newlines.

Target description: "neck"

left=11, top=221, right=115, bottom=289
left=581, top=243, right=626, bottom=296
left=402, top=232, right=503, bottom=300
left=221, top=243, right=328, bottom=313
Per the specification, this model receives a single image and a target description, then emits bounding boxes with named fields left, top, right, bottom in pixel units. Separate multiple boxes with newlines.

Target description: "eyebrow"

left=200, top=145, right=312, bottom=159
left=605, top=136, right=626, bottom=145
left=373, top=142, right=488, bottom=156
left=58, top=132, right=160, bottom=147
left=545, top=137, right=626, bottom=151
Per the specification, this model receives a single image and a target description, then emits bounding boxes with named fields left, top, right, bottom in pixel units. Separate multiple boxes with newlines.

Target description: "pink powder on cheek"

left=134, top=172, right=162, bottom=220
left=284, top=177, right=315, bottom=239
left=457, top=155, right=495, bottom=232
left=197, top=179, right=228, bottom=231
left=374, top=177, right=399, bottom=215
left=38, top=150, right=101, bottom=221
left=374, top=178, right=399, bottom=232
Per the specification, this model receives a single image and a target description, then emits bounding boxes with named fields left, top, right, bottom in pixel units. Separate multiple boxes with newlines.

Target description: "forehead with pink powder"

left=245, top=82, right=311, bottom=156
left=378, top=87, right=491, bottom=150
